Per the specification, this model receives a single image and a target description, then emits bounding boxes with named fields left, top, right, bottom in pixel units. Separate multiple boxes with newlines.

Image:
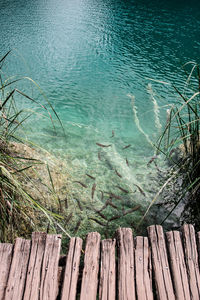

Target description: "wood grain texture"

left=61, top=237, right=83, bottom=300
left=0, top=243, right=13, bottom=300
left=166, top=230, right=190, bottom=300
left=40, top=234, right=62, bottom=300
left=99, top=239, right=116, bottom=300
left=116, top=228, right=135, bottom=300
left=135, top=236, right=153, bottom=300
left=147, top=225, right=175, bottom=300
left=182, top=224, right=200, bottom=299
left=80, top=232, right=101, bottom=300
left=4, top=238, right=31, bottom=300
left=2, top=225, right=200, bottom=299
left=23, top=232, right=47, bottom=300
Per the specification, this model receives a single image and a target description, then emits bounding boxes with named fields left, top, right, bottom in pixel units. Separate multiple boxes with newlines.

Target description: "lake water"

left=1, top=0, right=200, bottom=229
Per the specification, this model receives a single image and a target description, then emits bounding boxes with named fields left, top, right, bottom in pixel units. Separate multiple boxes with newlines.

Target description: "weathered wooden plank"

left=40, top=234, right=62, bottom=300
left=80, top=232, right=101, bottom=300
left=0, top=243, right=13, bottom=300
left=23, top=232, right=47, bottom=300
left=147, top=225, right=175, bottom=300
left=116, top=228, right=135, bottom=300
left=135, top=236, right=153, bottom=300
left=4, top=238, right=31, bottom=300
left=99, top=239, right=116, bottom=300
left=166, top=230, right=190, bottom=300
left=61, top=237, right=83, bottom=300
left=182, top=224, right=200, bottom=299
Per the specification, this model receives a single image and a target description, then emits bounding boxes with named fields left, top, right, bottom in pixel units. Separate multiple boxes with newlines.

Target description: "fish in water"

left=109, top=215, right=121, bottom=221
left=147, top=155, right=157, bottom=167
left=111, top=130, right=115, bottom=138
left=89, top=217, right=106, bottom=226
left=94, top=209, right=108, bottom=220
left=74, top=181, right=88, bottom=188
left=116, top=185, right=129, bottom=193
left=98, top=202, right=108, bottom=212
left=86, top=173, right=96, bottom=180
left=134, top=184, right=146, bottom=197
left=74, top=220, right=81, bottom=234
left=109, top=193, right=123, bottom=200
left=123, top=205, right=141, bottom=216
left=125, top=157, right=129, bottom=166
left=107, top=200, right=118, bottom=209
left=115, top=169, right=122, bottom=178
left=154, top=161, right=161, bottom=172
left=96, top=143, right=112, bottom=148
left=98, top=151, right=101, bottom=160
left=74, top=198, right=83, bottom=211
left=122, top=144, right=131, bottom=150
left=169, top=148, right=176, bottom=156
left=65, top=212, right=73, bottom=225
left=91, top=183, right=96, bottom=199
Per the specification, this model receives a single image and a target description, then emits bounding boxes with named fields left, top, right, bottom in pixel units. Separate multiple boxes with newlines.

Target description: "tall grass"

left=149, top=62, right=200, bottom=229
left=0, top=51, right=67, bottom=242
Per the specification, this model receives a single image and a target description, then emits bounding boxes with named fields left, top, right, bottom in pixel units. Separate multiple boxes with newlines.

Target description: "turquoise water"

left=1, top=0, right=200, bottom=214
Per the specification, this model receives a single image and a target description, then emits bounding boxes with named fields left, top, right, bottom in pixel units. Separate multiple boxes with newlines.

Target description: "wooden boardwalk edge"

left=147, top=225, right=175, bottom=300
left=61, top=237, right=83, bottom=300
left=0, top=244, right=13, bottom=300
left=0, top=224, right=200, bottom=299
left=117, top=228, right=135, bottom=300
left=135, top=236, right=153, bottom=300
left=99, top=239, right=116, bottom=300
left=166, top=230, right=191, bottom=300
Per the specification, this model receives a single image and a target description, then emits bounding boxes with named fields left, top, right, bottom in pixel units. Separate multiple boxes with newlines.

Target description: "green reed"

left=149, top=62, right=200, bottom=229
left=0, top=51, right=67, bottom=242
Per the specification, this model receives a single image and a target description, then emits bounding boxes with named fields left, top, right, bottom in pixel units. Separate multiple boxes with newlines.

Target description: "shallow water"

left=1, top=0, right=200, bottom=226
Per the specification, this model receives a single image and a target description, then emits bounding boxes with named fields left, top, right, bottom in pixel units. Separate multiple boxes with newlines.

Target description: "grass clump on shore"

left=0, top=51, right=71, bottom=242
left=150, top=62, right=200, bottom=229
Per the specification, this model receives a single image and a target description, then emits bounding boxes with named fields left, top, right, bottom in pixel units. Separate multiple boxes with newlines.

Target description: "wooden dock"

left=0, top=224, right=200, bottom=299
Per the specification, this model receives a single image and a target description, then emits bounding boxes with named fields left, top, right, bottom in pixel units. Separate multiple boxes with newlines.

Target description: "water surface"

left=1, top=0, right=200, bottom=225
